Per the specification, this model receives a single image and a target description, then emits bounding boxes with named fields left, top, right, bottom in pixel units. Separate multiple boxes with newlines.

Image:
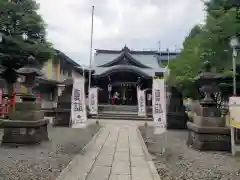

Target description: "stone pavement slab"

left=111, top=161, right=130, bottom=175
left=57, top=120, right=161, bottom=180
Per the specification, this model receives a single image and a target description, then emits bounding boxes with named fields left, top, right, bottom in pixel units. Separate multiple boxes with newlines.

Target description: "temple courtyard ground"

left=1, top=120, right=240, bottom=180
left=57, top=120, right=160, bottom=180
left=140, top=126, right=240, bottom=180
left=0, top=121, right=100, bottom=180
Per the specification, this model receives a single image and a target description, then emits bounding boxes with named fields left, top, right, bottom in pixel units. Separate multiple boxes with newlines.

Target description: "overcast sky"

left=36, top=0, right=205, bottom=65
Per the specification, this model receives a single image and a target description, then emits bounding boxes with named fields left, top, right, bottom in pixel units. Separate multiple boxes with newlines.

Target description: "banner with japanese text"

left=89, top=87, right=98, bottom=115
left=137, top=89, right=146, bottom=117
left=71, top=77, right=87, bottom=127
left=152, top=78, right=166, bottom=127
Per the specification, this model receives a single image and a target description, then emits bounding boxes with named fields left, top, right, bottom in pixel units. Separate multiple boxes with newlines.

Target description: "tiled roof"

left=93, top=53, right=120, bottom=67
left=93, top=46, right=173, bottom=77
left=94, top=46, right=179, bottom=68
left=94, top=48, right=160, bottom=68
left=99, top=51, right=151, bottom=68
left=130, top=54, right=159, bottom=68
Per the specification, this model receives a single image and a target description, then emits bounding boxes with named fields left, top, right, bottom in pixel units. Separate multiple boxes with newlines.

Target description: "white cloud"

left=36, top=0, right=205, bottom=65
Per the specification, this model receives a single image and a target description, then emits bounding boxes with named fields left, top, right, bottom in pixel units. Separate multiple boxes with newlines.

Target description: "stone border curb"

left=56, top=123, right=103, bottom=180
left=137, top=127, right=161, bottom=180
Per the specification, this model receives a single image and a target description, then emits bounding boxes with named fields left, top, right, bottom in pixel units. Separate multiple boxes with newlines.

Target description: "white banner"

left=71, top=77, right=87, bottom=127
left=138, top=89, right=146, bottom=117
left=89, top=87, right=98, bottom=115
left=152, top=78, right=166, bottom=127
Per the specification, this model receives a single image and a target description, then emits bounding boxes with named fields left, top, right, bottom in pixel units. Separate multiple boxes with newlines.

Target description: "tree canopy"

left=168, top=0, right=240, bottom=98
left=0, top=0, right=53, bottom=82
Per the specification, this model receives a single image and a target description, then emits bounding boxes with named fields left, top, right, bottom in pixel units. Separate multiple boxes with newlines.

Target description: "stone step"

left=90, top=113, right=152, bottom=121
left=91, top=115, right=152, bottom=121
left=99, top=106, right=138, bottom=112
left=98, top=105, right=152, bottom=113
left=99, top=111, right=138, bottom=115
left=98, top=111, right=152, bottom=116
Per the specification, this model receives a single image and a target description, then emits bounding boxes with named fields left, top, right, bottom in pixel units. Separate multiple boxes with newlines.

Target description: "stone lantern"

left=187, top=61, right=231, bottom=151
left=1, top=56, right=49, bottom=146
left=16, top=55, right=43, bottom=98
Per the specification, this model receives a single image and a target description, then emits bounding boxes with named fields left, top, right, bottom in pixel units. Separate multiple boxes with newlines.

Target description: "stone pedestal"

left=54, top=84, right=72, bottom=127
left=1, top=99, right=49, bottom=145
left=167, top=112, right=188, bottom=129
left=54, top=109, right=71, bottom=127
left=187, top=122, right=230, bottom=151
left=187, top=104, right=231, bottom=151
left=166, top=87, right=188, bottom=129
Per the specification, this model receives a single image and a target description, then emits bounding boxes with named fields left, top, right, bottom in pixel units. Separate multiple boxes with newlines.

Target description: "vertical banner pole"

left=88, top=6, right=95, bottom=92
left=164, top=70, right=168, bottom=154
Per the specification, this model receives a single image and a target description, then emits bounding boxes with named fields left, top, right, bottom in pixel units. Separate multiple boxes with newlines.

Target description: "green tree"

left=168, top=25, right=204, bottom=98
left=0, top=0, right=53, bottom=85
left=205, top=0, right=240, bottom=13
left=168, top=0, right=240, bottom=98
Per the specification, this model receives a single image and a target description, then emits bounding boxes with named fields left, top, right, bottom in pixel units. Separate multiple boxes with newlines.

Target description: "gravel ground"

left=0, top=123, right=100, bottom=180
left=139, top=126, right=240, bottom=180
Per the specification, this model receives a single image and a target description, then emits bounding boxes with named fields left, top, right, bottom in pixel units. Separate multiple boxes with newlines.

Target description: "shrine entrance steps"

left=90, top=105, right=153, bottom=121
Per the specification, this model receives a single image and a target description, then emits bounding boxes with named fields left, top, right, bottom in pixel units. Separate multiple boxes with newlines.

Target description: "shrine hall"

left=91, top=46, right=179, bottom=105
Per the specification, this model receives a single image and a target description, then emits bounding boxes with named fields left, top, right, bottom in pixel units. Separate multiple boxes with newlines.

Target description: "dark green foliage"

left=0, top=0, right=53, bottom=83
left=168, top=0, right=240, bottom=98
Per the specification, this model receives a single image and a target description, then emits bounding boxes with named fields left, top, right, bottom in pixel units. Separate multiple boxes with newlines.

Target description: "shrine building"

left=91, top=46, right=179, bottom=105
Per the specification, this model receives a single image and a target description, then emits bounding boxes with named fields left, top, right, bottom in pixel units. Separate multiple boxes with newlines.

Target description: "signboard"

left=229, top=96, right=240, bottom=156
left=71, top=77, right=87, bottom=127
left=152, top=78, right=166, bottom=127
left=89, top=87, right=98, bottom=115
left=229, top=96, right=240, bottom=129
left=137, top=90, right=146, bottom=117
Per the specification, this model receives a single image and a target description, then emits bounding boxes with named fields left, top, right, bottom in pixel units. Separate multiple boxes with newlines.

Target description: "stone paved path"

left=57, top=120, right=161, bottom=180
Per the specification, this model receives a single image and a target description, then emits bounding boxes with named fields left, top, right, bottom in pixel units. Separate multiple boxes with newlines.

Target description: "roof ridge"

left=98, top=50, right=151, bottom=68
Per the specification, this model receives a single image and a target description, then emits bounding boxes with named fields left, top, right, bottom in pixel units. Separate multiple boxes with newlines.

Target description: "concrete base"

left=193, top=115, right=225, bottom=127
left=187, top=122, right=231, bottom=152
left=54, top=109, right=91, bottom=127
left=54, top=109, right=71, bottom=127
left=1, top=119, right=49, bottom=146
left=166, top=112, right=188, bottom=129
left=72, top=123, right=87, bottom=128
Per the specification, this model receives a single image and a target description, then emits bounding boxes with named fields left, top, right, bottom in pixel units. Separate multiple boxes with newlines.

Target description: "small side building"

left=38, top=49, right=88, bottom=111
left=12, top=49, right=86, bottom=111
